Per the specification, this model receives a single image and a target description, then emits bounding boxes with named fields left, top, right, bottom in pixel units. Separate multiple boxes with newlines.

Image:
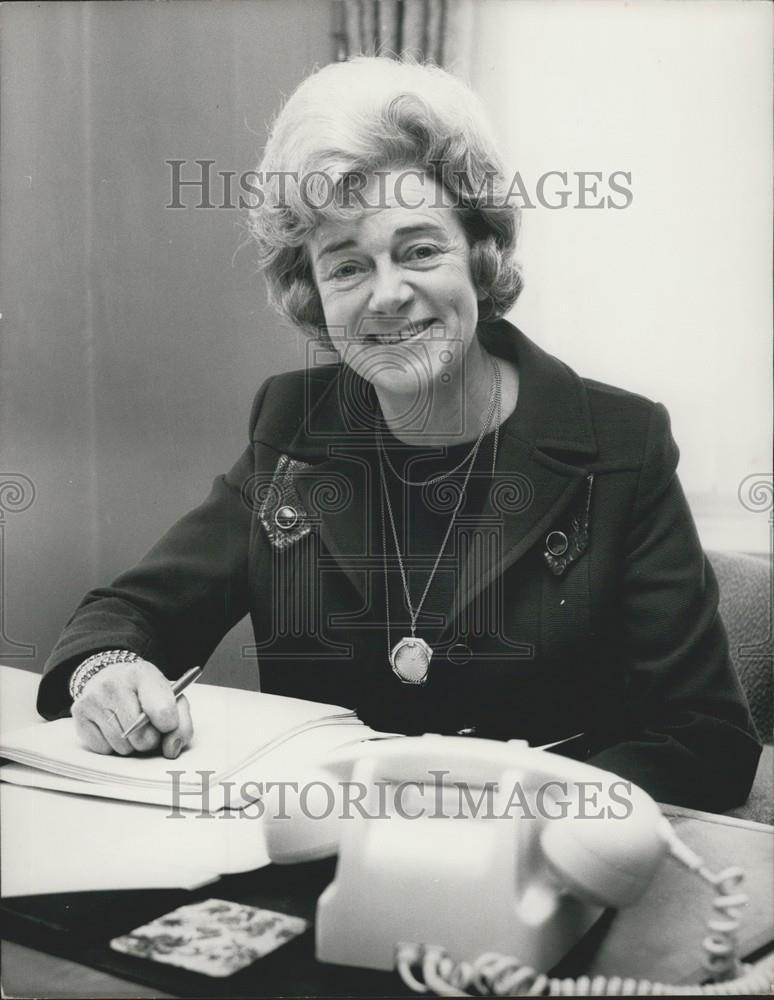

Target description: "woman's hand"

left=71, top=659, right=193, bottom=758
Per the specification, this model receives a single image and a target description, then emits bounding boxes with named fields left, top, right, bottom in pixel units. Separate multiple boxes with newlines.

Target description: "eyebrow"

left=316, top=238, right=357, bottom=259
left=315, top=223, right=448, bottom=260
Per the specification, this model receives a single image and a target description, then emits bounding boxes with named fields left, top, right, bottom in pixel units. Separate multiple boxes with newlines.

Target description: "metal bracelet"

left=68, top=649, right=140, bottom=701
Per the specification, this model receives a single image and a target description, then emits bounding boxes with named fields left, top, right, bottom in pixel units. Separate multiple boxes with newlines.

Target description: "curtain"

left=332, top=0, right=474, bottom=73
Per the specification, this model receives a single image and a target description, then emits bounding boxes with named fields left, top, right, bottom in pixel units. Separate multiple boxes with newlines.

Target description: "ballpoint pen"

left=120, top=665, right=203, bottom=739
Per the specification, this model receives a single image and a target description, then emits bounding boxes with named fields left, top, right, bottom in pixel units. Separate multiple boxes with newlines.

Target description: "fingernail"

left=171, top=739, right=183, bottom=759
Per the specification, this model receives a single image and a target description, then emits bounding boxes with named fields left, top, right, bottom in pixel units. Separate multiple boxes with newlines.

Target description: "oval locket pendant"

left=390, top=636, right=432, bottom=685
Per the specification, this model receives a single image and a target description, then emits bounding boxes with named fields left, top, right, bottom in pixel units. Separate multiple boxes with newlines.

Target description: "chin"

left=366, top=366, right=434, bottom=397
left=345, top=346, right=435, bottom=390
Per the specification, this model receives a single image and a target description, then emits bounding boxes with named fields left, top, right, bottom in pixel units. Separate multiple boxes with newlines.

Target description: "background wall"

left=0, top=1, right=328, bottom=686
left=472, top=0, right=772, bottom=553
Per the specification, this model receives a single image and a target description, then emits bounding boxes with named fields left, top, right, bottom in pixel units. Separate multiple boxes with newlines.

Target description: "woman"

left=38, top=57, right=760, bottom=811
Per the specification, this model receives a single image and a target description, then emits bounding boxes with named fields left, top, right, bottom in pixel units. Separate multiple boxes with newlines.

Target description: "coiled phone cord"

left=396, top=833, right=774, bottom=997
left=397, top=945, right=774, bottom=997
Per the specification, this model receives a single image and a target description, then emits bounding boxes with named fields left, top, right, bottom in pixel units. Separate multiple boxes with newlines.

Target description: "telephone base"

left=317, top=879, right=602, bottom=973
left=263, top=735, right=666, bottom=976
left=315, top=811, right=603, bottom=973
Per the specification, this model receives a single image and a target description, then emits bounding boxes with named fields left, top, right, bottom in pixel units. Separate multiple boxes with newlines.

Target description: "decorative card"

left=110, top=898, right=308, bottom=977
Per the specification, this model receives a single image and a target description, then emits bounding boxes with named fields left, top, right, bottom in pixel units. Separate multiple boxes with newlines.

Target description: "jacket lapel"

left=284, top=322, right=599, bottom=623
left=287, top=364, right=377, bottom=602
left=443, top=430, right=588, bottom=634
left=441, top=322, right=598, bottom=635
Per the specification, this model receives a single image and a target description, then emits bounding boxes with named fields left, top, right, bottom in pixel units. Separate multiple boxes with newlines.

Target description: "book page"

left=0, top=723, right=391, bottom=810
left=0, top=684, right=359, bottom=792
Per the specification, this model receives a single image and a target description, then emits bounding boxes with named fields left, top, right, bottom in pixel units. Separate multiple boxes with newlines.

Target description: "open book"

left=0, top=683, right=387, bottom=811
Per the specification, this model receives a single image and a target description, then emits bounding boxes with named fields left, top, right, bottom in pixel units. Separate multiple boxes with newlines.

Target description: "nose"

left=368, top=261, right=413, bottom=314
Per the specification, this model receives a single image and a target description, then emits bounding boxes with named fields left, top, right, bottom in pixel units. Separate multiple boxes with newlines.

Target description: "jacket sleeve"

left=588, top=402, right=762, bottom=811
left=36, top=378, right=272, bottom=720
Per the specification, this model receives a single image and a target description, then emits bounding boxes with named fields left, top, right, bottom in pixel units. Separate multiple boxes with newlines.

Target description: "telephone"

left=263, top=734, right=774, bottom=996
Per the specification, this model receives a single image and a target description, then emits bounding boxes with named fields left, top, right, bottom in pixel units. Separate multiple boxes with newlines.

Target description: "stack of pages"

left=0, top=683, right=383, bottom=811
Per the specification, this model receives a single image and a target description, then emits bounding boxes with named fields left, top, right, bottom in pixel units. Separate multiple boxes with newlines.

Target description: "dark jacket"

left=38, top=321, right=762, bottom=811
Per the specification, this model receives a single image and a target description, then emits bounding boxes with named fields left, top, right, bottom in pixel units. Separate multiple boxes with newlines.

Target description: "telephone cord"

left=396, top=945, right=774, bottom=997
left=395, top=836, right=774, bottom=997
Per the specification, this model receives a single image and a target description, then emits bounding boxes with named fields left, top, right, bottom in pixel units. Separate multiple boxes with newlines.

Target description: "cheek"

left=443, top=277, right=480, bottom=335
left=436, top=262, right=478, bottom=309
left=318, top=287, right=365, bottom=332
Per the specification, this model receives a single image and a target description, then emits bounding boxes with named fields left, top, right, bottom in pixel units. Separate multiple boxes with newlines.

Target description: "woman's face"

left=308, top=170, right=481, bottom=401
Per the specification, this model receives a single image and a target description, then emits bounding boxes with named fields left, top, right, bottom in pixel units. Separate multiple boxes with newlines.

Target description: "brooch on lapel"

left=542, top=473, right=594, bottom=576
left=256, top=454, right=313, bottom=551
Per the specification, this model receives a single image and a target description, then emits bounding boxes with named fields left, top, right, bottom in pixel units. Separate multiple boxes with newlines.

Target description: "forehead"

left=309, top=170, right=464, bottom=258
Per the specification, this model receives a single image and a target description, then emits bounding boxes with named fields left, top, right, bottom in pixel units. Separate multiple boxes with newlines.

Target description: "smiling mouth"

left=362, top=319, right=438, bottom=346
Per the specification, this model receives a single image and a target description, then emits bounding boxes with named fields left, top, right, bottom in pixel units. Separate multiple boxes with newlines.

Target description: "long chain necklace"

left=378, top=358, right=502, bottom=684
left=377, top=366, right=501, bottom=486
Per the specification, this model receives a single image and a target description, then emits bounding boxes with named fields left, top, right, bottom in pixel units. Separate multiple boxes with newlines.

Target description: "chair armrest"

left=727, top=744, right=774, bottom=826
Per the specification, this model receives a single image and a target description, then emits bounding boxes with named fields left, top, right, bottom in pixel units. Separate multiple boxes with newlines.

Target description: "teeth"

left=372, top=320, right=433, bottom=345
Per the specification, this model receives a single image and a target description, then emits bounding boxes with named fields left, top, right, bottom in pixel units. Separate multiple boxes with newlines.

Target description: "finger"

left=136, top=668, right=180, bottom=735
left=80, top=671, right=140, bottom=755
left=125, top=718, right=162, bottom=754
left=72, top=694, right=119, bottom=755
left=91, top=705, right=137, bottom=756
left=73, top=712, right=113, bottom=755
left=161, top=695, right=194, bottom=759
left=103, top=686, right=162, bottom=754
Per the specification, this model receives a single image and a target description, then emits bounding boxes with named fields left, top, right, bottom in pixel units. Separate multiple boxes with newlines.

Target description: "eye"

left=330, top=261, right=366, bottom=281
left=404, top=243, right=441, bottom=263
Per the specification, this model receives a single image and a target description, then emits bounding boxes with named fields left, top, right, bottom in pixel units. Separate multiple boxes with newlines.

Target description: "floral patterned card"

left=110, top=898, right=309, bottom=977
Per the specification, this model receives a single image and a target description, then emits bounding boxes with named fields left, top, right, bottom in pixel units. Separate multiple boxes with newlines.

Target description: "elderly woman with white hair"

left=38, top=57, right=760, bottom=812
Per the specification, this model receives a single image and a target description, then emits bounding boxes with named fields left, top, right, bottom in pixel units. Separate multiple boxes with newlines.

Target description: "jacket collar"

left=479, top=320, right=597, bottom=457
left=287, top=321, right=597, bottom=621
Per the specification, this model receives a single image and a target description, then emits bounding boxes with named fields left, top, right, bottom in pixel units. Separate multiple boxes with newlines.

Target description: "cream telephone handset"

left=264, top=735, right=773, bottom=996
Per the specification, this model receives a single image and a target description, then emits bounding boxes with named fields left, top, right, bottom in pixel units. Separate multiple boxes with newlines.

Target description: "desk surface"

left=2, top=665, right=773, bottom=998
left=1, top=667, right=161, bottom=996
left=1, top=940, right=173, bottom=999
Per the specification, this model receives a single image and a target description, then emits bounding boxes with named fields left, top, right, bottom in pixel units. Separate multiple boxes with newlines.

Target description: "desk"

left=1, top=665, right=773, bottom=997
left=0, top=941, right=173, bottom=999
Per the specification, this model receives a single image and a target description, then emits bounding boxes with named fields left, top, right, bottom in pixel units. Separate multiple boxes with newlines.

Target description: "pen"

left=121, top=665, right=203, bottom=739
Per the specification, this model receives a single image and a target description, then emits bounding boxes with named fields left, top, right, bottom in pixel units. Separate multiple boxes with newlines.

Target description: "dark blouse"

left=374, top=421, right=499, bottom=636
left=360, top=420, right=515, bottom=734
